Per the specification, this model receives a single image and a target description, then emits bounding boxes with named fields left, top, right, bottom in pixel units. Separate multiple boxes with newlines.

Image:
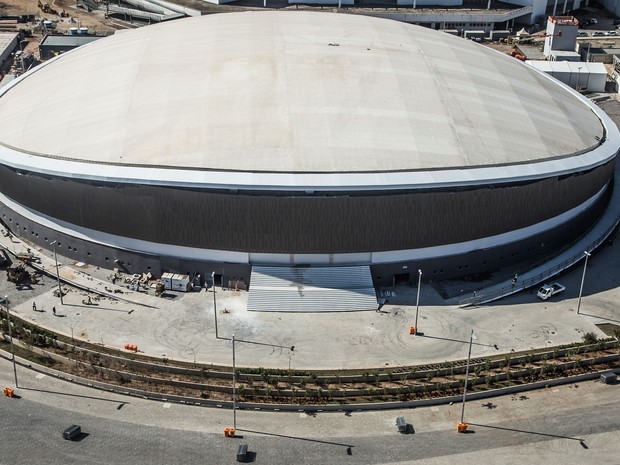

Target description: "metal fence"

left=459, top=219, right=620, bottom=308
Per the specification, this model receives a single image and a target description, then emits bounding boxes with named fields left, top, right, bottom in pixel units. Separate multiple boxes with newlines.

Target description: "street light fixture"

left=211, top=271, right=219, bottom=339
left=4, top=295, right=18, bottom=387
left=50, top=240, right=63, bottom=305
left=577, top=66, right=582, bottom=91
left=459, top=329, right=476, bottom=431
left=414, top=269, right=422, bottom=335
left=577, top=251, right=591, bottom=315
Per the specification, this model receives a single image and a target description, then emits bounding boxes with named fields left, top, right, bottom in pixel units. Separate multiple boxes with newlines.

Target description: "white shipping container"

left=161, top=272, right=174, bottom=290
left=161, top=272, right=191, bottom=291
left=172, top=273, right=190, bottom=292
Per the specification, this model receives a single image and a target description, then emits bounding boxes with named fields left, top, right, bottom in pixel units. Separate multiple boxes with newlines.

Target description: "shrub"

left=582, top=332, right=598, bottom=345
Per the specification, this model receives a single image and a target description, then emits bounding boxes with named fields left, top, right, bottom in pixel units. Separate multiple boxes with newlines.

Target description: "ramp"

left=248, top=266, right=377, bottom=313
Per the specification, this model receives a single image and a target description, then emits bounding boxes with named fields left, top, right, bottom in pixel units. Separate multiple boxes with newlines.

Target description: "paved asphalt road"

left=1, top=358, right=619, bottom=465
left=1, top=392, right=618, bottom=465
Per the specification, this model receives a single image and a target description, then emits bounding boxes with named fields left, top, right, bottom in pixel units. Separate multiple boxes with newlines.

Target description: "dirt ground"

left=11, top=0, right=133, bottom=29
left=0, top=0, right=136, bottom=59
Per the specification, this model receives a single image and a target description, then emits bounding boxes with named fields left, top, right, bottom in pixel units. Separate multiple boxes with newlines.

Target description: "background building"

left=38, top=33, right=102, bottom=60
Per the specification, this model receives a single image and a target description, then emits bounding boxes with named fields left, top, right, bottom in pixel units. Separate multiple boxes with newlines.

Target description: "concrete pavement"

left=1, top=226, right=618, bottom=370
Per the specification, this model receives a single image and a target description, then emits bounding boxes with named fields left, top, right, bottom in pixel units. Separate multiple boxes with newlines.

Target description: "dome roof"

left=0, top=12, right=606, bottom=174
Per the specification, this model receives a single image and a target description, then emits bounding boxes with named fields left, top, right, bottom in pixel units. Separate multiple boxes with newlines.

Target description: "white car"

left=606, top=30, right=618, bottom=36
left=593, top=31, right=606, bottom=37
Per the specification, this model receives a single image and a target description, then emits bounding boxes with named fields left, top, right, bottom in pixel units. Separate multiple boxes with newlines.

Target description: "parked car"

left=593, top=31, right=606, bottom=37
left=537, top=283, right=565, bottom=300
left=606, top=30, right=618, bottom=36
left=577, top=31, right=589, bottom=37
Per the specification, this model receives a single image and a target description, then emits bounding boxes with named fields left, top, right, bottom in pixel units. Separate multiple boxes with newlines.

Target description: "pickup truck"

left=537, top=283, right=565, bottom=300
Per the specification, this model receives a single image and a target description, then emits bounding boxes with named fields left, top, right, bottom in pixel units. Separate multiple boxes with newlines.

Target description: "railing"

left=459, top=218, right=620, bottom=308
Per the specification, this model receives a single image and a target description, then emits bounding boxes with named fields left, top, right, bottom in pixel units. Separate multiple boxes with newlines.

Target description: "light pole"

left=211, top=271, right=219, bottom=339
left=4, top=295, right=18, bottom=387
left=232, top=333, right=237, bottom=430
left=577, top=251, right=591, bottom=315
left=577, top=66, right=582, bottom=91
left=459, top=329, right=476, bottom=429
left=50, top=240, right=63, bottom=305
left=414, top=269, right=422, bottom=335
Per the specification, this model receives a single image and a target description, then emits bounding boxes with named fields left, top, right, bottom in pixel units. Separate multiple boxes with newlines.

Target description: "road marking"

left=552, top=389, right=560, bottom=393
left=35, top=374, right=46, bottom=380
left=163, top=403, right=172, bottom=409
left=431, top=407, right=439, bottom=412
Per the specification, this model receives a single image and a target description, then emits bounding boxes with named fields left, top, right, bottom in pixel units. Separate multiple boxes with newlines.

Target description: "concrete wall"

left=395, top=0, right=461, bottom=5
left=599, top=0, right=620, bottom=18
left=500, top=0, right=545, bottom=23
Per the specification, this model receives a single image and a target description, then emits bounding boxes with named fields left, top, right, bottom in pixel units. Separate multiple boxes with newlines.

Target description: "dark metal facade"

left=0, top=161, right=614, bottom=255
left=0, top=158, right=614, bottom=287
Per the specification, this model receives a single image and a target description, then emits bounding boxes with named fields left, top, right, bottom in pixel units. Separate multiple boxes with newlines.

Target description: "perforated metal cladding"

left=0, top=161, right=613, bottom=254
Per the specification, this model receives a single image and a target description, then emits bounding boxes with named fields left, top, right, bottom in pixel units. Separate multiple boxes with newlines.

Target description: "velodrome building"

left=0, top=12, right=617, bottom=289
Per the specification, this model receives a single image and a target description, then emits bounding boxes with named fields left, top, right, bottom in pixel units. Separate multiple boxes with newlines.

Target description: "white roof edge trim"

left=0, top=141, right=615, bottom=192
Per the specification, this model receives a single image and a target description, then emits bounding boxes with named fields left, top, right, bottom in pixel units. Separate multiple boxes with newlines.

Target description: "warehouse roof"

left=39, top=34, right=103, bottom=48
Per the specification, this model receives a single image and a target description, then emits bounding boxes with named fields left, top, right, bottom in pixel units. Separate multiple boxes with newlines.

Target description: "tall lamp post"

left=50, top=240, right=63, bottom=305
left=414, top=269, right=422, bottom=335
left=459, top=329, right=476, bottom=431
left=232, top=334, right=237, bottom=430
left=577, top=66, right=582, bottom=91
left=4, top=295, right=18, bottom=387
left=211, top=271, right=219, bottom=338
left=577, top=251, right=591, bottom=315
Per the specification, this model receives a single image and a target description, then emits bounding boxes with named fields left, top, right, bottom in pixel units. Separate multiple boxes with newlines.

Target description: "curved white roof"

left=0, top=11, right=609, bottom=177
